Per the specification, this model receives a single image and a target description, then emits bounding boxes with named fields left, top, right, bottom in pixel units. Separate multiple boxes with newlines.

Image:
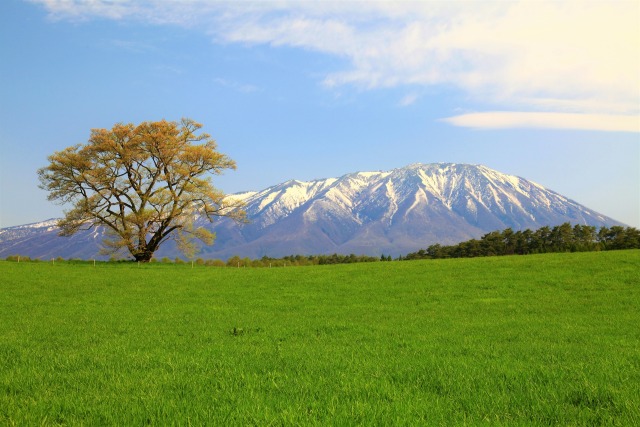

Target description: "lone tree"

left=38, top=118, right=245, bottom=262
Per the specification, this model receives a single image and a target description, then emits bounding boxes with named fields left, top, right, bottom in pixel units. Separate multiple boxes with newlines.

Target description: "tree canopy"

left=38, top=118, right=245, bottom=262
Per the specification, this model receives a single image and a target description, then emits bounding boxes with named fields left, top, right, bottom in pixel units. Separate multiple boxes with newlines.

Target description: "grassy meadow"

left=1, top=251, right=639, bottom=425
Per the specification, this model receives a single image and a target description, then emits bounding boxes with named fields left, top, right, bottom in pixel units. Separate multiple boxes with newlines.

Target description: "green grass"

left=1, top=251, right=639, bottom=425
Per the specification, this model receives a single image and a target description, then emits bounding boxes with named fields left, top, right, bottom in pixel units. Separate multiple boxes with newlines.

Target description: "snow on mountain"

left=0, top=218, right=106, bottom=260
left=193, top=163, right=621, bottom=259
left=0, top=163, right=624, bottom=260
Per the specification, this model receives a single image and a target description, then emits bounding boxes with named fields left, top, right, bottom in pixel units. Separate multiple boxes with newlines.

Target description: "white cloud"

left=30, top=0, right=640, bottom=129
left=398, top=93, right=419, bottom=107
left=442, top=112, right=640, bottom=133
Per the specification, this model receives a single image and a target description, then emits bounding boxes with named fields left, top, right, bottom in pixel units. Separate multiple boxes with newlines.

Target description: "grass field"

left=1, top=251, right=639, bottom=425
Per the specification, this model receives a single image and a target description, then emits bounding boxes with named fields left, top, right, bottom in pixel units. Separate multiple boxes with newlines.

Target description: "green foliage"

left=405, top=223, right=640, bottom=260
left=1, top=251, right=639, bottom=425
left=4, top=255, right=30, bottom=262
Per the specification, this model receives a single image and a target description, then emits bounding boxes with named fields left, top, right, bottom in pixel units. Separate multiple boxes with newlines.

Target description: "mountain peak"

left=0, top=163, right=623, bottom=260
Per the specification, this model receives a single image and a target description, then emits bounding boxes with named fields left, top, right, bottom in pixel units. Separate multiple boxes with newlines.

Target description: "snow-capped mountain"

left=0, top=163, right=623, bottom=260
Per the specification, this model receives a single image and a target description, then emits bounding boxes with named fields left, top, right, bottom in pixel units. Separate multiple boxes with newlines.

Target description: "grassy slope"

left=0, top=251, right=639, bottom=425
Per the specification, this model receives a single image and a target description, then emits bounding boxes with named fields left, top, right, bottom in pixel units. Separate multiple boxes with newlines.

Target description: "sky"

left=1, top=0, right=639, bottom=228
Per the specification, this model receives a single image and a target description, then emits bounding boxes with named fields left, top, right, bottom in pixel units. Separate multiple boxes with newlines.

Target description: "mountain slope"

left=0, top=163, right=623, bottom=260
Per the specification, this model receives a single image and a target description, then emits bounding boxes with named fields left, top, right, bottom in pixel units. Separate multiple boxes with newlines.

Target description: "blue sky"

left=1, top=0, right=638, bottom=228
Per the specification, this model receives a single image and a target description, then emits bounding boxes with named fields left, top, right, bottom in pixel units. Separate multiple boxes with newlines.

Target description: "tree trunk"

left=134, top=250, right=154, bottom=263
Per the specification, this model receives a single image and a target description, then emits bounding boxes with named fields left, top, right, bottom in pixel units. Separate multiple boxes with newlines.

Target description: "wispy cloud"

left=398, top=93, right=419, bottom=108
left=30, top=0, right=640, bottom=130
left=213, top=78, right=259, bottom=94
left=442, top=112, right=640, bottom=133
left=30, top=0, right=142, bottom=21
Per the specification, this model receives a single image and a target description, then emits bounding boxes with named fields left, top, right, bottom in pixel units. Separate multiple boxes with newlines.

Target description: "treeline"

left=4, top=253, right=384, bottom=267
left=5, top=223, right=639, bottom=266
left=222, top=253, right=383, bottom=267
left=403, top=223, right=640, bottom=260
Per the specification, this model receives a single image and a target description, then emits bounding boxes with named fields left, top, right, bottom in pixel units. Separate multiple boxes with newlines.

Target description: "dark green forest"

left=403, top=223, right=640, bottom=260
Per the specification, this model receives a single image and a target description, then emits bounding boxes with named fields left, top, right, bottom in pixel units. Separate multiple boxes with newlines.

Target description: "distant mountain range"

left=0, top=163, right=623, bottom=260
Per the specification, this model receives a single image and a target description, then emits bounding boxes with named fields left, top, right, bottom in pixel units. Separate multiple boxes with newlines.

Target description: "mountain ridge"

left=0, top=163, right=623, bottom=260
